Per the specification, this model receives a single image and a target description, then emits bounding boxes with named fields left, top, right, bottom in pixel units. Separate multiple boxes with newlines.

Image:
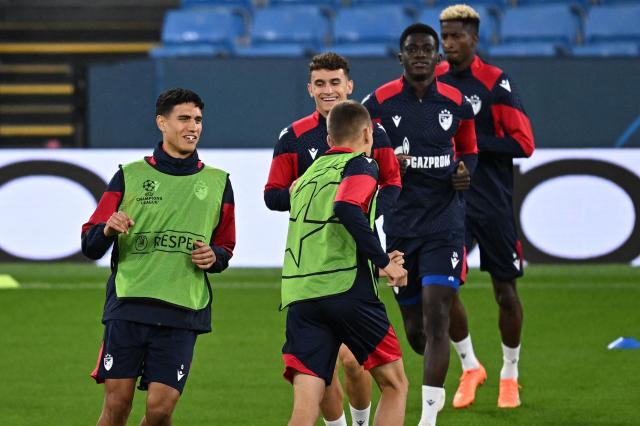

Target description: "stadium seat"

left=349, top=0, right=423, bottom=7
left=268, top=0, right=342, bottom=8
left=333, top=5, right=413, bottom=47
left=436, top=0, right=508, bottom=6
left=234, top=44, right=309, bottom=57
left=151, top=8, right=244, bottom=58
left=417, top=5, right=497, bottom=47
left=488, top=42, right=559, bottom=57
left=181, top=0, right=253, bottom=8
left=328, top=43, right=392, bottom=57
left=500, top=4, right=580, bottom=47
left=149, top=44, right=229, bottom=58
left=583, top=5, right=640, bottom=43
left=248, top=6, right=330, bottom=51
left=572, top=42, right=640, bottom=57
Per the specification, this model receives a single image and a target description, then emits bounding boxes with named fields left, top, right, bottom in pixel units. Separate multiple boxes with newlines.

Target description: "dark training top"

left=364, top=76, right=478, bottom=237
left=436, top=56, right=535, bottom=219
left=264, top=110, right=401, bottom=218
left=81, top=143, right=236, bottom=333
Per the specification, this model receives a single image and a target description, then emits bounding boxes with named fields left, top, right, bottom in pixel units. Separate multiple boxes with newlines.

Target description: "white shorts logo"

left=103, top=353, right=113, bottom=371
left=439, top=109, right=452, bottom=131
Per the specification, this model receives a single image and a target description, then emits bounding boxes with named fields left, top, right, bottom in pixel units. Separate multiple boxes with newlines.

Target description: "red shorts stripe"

left=282, top=353, right=319, bottom=384
left=363, top=325, right=402, bottom=370
left=461, top=245, right=468, bottom=283
left=90, top=342, right=105, bottom=384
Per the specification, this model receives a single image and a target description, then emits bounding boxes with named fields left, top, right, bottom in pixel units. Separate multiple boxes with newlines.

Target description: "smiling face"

left=307, top=68, right=353, bottom=117
left=156, top=102, right=203, bottom=159
left=399, top=33, right=439, bottom=82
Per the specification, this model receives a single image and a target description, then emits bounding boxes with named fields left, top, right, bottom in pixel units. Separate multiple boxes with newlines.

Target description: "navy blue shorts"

left=466, top=215, right=524, bottom=281
left=91, top=320, right=197, bottom=394
left=387, top=230, right=467, bottom=306
left=282, top=295, right=402, bottom=385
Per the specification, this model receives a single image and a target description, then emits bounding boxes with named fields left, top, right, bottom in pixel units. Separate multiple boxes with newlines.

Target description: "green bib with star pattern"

left=115, top=159, right=227, bottom=310
left=281, top=152, right=377, bottom=308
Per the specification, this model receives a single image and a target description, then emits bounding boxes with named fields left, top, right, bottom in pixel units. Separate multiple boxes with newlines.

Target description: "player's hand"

left=103, top=211, right=135, bottom=237
left=451, top=161, right=471, bottom=191
left=378, top=250, right=405, bottom=277
left=192, top=240, right=216, bottom=270
left=396, top=154, right=412, bottom=177
left=289, top=178, right=299, bottom=195
left=382, top=261, right=408, bottom=287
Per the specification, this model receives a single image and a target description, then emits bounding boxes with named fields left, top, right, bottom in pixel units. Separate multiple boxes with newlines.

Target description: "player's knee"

left=341, top=355, right=362, bottom=377
left=104, top=393, right=133, bottom=419
left=324, top=380, right=344, bottom=402
left=405, top=328, right=426, bottom=355
left=145, top=402, right=174, bottom=425
left=377, top=370, right=409, bottom=397
left=494, top=281, right=519, bottom=311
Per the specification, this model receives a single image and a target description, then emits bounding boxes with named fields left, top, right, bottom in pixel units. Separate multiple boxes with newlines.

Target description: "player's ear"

left=307, top=83, right=313, bottom=98
left=327, top=134, right=335, bottom=147
left=347, top=79, right=354, bottom=96
left=156, top=115, right=165, bottom=132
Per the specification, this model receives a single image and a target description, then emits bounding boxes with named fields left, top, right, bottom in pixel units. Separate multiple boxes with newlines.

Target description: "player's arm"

left=452, top=102, right=478, bottom=190
left=332, top=156, right=390, bottom=269
left=480, top=74, right=535, bottom=158
left=81, top=169, right=124, bottom=260
left=371, top=122, right=401, bottom=218
left=205, top=176, right=236, bottom=273
left=264, top=127, right=298, bottom=211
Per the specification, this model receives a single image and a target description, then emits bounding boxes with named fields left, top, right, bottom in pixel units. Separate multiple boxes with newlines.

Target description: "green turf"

left=0, top=263, right=638, bottom=425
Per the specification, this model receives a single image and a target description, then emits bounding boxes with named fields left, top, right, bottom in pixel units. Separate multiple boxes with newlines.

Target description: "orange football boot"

left=498, top=378, right=521, bottom=408
left=452, top=364, right=487, bottom=408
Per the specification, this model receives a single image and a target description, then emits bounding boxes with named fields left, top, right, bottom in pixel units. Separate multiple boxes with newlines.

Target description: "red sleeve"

left=335, top=175, right=377, bottom=213
left=491, top=104, right=535, bottom=157
left=212, top=202, right=235, bottom=256
left=264, top=152, right=298, bottom=191
left=373, top=147, right=401, bottom=189
left=454, top=118, right=478, bottom=156
left=81, top=191, right=121, bottom=234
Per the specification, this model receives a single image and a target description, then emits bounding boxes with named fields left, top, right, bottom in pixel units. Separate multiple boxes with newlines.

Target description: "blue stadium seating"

left=328, top=43, right=392, bottom=57
left=268, top=0, right=341, bottom=7
left=234, top=44, right=310, bottom=57
left=181, top=0, right=253, bottom=8
left=151, top=8, right=244, bottom=58
left=572, top=41, right=640, bottom=57
left=417, top=5, right=497, bottom=47
left=436, top=0, right=508, bottom=6
left=583, top=5, right=640, bottom=43
left=488, top=41, right=559, bottom=57
left=350, top=0, right=423, bottom=7
left=247, top=6, right=329, bottom=51
left=150, top=44, right=228, bottom=58
left=333, top=5, right=413, bottom=46
left=500, top=4, right=580, bottom=47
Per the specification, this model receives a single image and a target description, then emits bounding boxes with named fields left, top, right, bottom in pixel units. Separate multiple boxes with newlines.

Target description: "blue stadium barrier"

left=500, top=4, right=580, bottom=47
left=234, top=44, right=310, bottom=57
left=328, top=43, right=392, bottom=57
left=488, top=41, right=559, bottom=57
left=151, top=8, right=244, bottom=58
left=248, top=5, right=330, bottom=51
left=181, top=0, right=253, bottom=8
left=584, top=5, right=640, bottom=43
left=150, top=44, right=228, bottom=58
left=572, top=41, right=640, bottom=57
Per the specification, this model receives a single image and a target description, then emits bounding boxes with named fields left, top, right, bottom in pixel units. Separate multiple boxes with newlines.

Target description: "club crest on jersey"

left=439, top=109, right=452, bottom=131
left=194, top=179, right=208, bottom=200
left=465, top=95, right=482, bottom=116
left=104, top=354, right=113, bottom=371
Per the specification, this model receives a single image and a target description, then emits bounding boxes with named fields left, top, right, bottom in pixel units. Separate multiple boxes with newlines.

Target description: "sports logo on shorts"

left=104, top=353, right=113, bottom=371
left=451, top=251, right=460, bottom=269
left=194, top=179, right=208, bottom=200
left=513, top=252, right=521, bottom=271
left=439, top=109, right=452, bottom=131
left=465, top=95, right=482, bottom=116
left=177, top=364, right=186, bottom=382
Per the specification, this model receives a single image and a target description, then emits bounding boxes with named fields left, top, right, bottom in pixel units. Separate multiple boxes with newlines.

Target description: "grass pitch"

left=0, top=263, right=638, bottom=425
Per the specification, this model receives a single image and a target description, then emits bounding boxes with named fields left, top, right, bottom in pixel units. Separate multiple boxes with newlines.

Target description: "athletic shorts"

left=466, top=215, right=524, bottom=281
left=282, top=295, right=402, bottom=385
left=90, top=320, right=197, bottom=394
left=387, top=230, right=467, bottom=306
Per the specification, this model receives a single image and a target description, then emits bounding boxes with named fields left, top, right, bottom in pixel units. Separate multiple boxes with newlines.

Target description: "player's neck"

left=450, top=55, right=475, bottom=73
left=404, top=73, right=435, bottom=99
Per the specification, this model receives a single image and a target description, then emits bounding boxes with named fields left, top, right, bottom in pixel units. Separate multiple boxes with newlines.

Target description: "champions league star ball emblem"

left=143, top=180, right=159, bottom=196
left=439, top=109, right=453, bottom=131
left=103, top=353, right=113, bottom=371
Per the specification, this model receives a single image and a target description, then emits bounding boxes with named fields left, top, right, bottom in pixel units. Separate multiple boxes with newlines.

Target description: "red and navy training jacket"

left=81, top=143, right=236, bottom=333
left=363, top=76, right=478, bottom=238
left=263, top=110, right=401, bottom=217
left=435, top=56, right=535, bottom=219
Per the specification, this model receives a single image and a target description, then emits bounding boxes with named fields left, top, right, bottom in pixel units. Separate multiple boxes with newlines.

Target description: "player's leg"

left=477, top=218, right=524, bottom=408
left=140, top=383, right=180, bottom=426
left=92, top=320, right=146, bottom=426
left=290, top=373, right=327, bottom=426
left=138, top=326, right=197, bottom=424
left=450, top=223, right=485, bottom=409
left=339, top=345, right=372, bottom=426
left=368, top=359, right=408, bottom=426
left=283, top=300, right=341, bottom=425
left=320, top=367, right=347, bottom=425
left=98, top=378, right=137, bottom=426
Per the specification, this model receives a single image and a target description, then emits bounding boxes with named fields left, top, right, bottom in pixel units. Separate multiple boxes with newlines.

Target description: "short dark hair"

left=399, top=23, right=440, bottom=52
left=155, top=88, right=204, bottom=116
left=309, top=52, right=350, bottom=78
left=327, top=100, right=371, bottom=144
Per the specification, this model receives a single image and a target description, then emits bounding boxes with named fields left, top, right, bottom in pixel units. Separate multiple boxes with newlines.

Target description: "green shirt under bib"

left=281, top=152, right=377, bottom=308
left=115, top=160, right=228, bottom=310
